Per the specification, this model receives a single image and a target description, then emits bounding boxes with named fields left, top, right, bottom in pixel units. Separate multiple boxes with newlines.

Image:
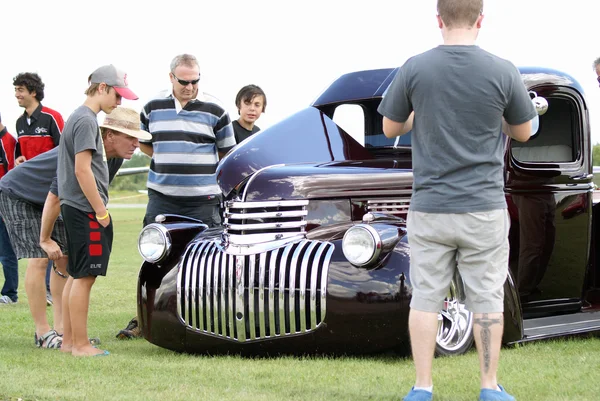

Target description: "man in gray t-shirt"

left=377, top=1, right=536, bottom=401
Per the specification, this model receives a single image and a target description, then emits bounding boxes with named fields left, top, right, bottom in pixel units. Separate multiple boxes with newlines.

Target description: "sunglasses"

left=172, top=73, right=200, bottom=86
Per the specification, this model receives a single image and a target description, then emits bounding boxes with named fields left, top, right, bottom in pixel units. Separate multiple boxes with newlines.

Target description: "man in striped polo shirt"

left=117, top=54, right=235, bottom=340
left=139, top=53, right=236, bottom=227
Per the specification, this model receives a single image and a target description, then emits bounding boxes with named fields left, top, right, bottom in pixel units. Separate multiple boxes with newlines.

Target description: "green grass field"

left=1, top=207, right=600, bottom=400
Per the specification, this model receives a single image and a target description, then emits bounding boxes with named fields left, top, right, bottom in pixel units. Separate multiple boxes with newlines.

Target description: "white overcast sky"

left=2, top=0, right=599, bottom=142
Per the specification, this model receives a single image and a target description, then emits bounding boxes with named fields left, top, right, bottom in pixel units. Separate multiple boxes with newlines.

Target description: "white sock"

left=414, top=385, right=433, bottom=393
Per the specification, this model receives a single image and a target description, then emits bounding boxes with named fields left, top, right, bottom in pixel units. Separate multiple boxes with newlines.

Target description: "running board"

left=522, top=310, right=600, bottom=341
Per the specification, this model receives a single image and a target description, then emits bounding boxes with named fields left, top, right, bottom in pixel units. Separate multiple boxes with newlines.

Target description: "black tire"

left=435, top=272, right=474, bottom=356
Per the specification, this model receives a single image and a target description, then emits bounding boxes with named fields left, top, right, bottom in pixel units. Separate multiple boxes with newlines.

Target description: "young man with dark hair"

left=13, top=72, right=65, bottom=306
left=233, top=84, right=267, bottom=143
left=57, top=65, right=138, bottom=356
left=378, top=0, right=537, bottom=400
left=13, top=72, right=64, bottom=165
left=0, top=112, right=18, bottom=305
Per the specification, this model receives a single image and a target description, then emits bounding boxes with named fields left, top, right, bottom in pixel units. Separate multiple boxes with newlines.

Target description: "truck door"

left=505, top=84, right=592, bottom=317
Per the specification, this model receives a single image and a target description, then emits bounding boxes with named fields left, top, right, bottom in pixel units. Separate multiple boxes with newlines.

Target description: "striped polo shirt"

left=140, top=91, right=236, bottom=197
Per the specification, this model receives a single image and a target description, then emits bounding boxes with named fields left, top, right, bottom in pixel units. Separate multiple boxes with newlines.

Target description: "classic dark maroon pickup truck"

left=136, top=66, right=600, bottom=356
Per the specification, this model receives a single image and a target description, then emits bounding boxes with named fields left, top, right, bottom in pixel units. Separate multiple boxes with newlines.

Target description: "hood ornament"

left=220, top=230, right=230, bottom=249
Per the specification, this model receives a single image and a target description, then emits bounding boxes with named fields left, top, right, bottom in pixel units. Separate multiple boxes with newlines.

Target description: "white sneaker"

left=0, top=295, right=16, bottom=304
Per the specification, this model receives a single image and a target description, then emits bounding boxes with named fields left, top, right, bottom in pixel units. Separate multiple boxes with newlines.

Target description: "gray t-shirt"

left=378, top=45, right=537, bottom=213
left=0, top=145, right=123, bottom=207
left=57, top=105, right=110, bottom=212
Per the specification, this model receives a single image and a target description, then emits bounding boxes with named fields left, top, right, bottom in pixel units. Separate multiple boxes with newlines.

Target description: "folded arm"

left=382, top=112, right=414, bottom=138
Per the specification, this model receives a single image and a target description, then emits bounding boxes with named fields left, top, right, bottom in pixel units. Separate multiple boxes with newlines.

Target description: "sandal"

left=56, top=333, right=101, bottom=346
left=35, top=330, right=62, bottom=349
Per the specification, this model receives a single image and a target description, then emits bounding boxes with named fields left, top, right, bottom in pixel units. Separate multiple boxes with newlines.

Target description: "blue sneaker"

left=403, top=387, right=433, bottom=401
left=479, top=384, right=515, bottom=401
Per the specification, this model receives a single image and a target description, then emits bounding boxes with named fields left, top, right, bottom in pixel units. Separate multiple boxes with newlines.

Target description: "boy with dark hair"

left=57, top=65, right=138, bottom=356
left=233, top=84, right=266, bottom=143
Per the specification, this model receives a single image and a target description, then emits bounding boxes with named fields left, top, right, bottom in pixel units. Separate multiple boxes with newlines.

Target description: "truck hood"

left=239, top=161, right=413, bottom=202
left=216, top=107, right=374, bottom=197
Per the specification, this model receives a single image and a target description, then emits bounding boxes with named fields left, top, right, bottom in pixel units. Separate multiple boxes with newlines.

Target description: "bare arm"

left=39, top=192, right=63, bottom=260
left=502, top=118, right=533, bottom=143
left=382, top=112, right=415, bottom=138
left=139, top=143, right=153, bottom=157
left=75, top=150, right=110, bottom=227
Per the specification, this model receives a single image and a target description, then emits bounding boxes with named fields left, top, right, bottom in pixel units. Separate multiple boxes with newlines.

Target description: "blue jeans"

left=0, top=214, right=18, bottom=302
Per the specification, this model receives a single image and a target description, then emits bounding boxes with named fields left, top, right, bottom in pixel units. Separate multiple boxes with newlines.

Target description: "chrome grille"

left=367, top=198, right=410, bottom=218
left=177, top=239, right=334, bottom=342
left=223, top=200, right=308, bottom=246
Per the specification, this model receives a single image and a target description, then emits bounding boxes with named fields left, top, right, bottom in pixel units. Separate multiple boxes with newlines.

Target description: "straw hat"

left=100, top=107, right=151, bottom=140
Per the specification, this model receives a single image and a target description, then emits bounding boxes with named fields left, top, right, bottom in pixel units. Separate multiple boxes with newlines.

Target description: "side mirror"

left=529, top=91, right=549, bottom=116
left=528, top=91, right=547, bottom=137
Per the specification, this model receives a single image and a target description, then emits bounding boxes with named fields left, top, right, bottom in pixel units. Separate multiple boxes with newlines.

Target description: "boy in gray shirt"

left=57, top=65, right=138, bottom=357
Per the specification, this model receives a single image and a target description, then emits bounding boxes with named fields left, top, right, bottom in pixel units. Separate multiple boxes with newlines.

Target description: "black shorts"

left=61, top=204, right=113, bottom=279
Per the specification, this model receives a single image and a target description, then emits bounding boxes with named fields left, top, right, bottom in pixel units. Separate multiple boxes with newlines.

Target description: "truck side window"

left=511, top=97, right=576, bottom=163
left=332, top=104, right=365, bottom=146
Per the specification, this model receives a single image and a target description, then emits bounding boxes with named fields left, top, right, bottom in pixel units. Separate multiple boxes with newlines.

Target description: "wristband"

left=96, top=211, right=109, bottom=220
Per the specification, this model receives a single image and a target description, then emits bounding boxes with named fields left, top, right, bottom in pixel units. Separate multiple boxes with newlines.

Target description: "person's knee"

left=28, top=258, right=50, bottom=271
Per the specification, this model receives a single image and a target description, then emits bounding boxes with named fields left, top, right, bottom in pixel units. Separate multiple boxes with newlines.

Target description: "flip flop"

left=93, top=350, right=110, bottom=357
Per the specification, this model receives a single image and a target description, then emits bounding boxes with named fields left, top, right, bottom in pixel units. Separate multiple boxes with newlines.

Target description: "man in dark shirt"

left=13, top=72, right=64, bottom=164
left=232, top=84, right=267, bottom=143
left=14, top=72, right=65, bottom=305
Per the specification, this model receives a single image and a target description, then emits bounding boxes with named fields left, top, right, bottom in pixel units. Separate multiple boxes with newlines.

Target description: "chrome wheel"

left=435, top=274, right=474, bottom=356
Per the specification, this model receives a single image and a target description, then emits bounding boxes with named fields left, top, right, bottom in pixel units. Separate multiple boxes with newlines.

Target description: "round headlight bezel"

left=138, top=223, right=172, bottom=263
left=342, top=224, right=382, bottom=267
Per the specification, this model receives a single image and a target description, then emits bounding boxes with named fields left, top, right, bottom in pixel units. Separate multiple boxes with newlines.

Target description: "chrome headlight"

left=342, top=224, right=381, bottom=266
left=138, top=224, right=171, bottom=263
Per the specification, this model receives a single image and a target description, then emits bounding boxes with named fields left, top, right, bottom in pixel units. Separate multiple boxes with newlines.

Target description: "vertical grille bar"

left=235, top=256, right=246, bottom=341
left=268, top=248, right=279, bottom=337
left=212, top=248, right=220, bottom=335
left=248, top=255, right=256, bottom=340
left=219, top=250, right=227, bottom=336
left=320, top=246, right=334, bottom=319
left=289, top=241, right=309, bottom=333
left=192, top=242, right=208, bottom=329
left=179, top=242, right=197, bottom=325
left=258, top=252, right=267, bottom=338
left=310, top=244, right=326, bottom=330
left=205, top=245, right=216, bottom=332
left=279, top=245, right=293, bottom=335
left=183, top=243, right=195, bottom=326
left=197, top=242, right=211, bottom=332
left=299, top=241, right=318, bottom=333
left=227, top=253, right=235, bottom=339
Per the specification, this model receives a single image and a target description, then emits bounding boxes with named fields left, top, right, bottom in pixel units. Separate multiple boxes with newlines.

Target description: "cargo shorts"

left=406, top=209, right=510, bottom=314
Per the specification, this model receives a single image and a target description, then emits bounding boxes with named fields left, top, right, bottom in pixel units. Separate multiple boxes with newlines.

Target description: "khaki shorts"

left=406, top=209, right=510, bottom=314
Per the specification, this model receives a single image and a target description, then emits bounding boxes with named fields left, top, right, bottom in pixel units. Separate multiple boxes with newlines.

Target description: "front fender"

left=503, top=269, right=524, bottom=343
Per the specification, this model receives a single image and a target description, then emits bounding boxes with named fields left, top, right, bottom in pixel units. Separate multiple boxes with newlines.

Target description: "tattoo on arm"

left=474, top=314, right=502, bottom=373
